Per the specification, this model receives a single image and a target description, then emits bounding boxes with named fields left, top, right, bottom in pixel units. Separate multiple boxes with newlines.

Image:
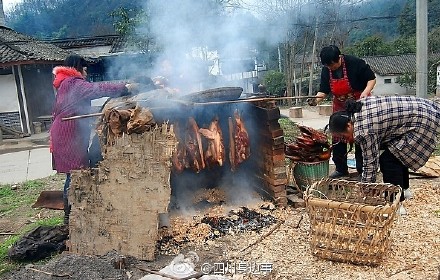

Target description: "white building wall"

left=372, top=74, right=415, bottom=96
left=0, top=74, right=19, bottom=112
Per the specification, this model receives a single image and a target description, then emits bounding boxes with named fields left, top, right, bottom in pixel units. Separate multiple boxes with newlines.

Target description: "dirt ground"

left=0, top=175, right=65, bottom=244
left=1, top=174, right=440, bottom=280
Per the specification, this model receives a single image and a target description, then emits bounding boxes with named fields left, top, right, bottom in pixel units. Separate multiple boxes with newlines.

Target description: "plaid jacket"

left=354, top=96, right=440, bottom=183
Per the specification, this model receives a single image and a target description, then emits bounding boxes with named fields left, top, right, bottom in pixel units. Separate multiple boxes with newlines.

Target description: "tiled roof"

left=48, top=35, right=121, bottom=51
left=362, top=53, right=440, bottom=75
left=48, top=35, right=154, bottom=55
left=0, top=26, right=72, bottom=65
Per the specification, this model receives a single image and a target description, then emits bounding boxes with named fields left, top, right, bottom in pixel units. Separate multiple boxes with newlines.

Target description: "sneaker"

left=404, top=189, right=413, bottom=199
left=329, top=170, right=349, bottom=179
left=398, top=205, right=407, bottom=216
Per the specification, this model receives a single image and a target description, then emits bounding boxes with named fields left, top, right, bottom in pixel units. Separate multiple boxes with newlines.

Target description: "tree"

left=344, top=35, right=391, bottom=56
left=6, top=0, right=140, bottom=38
left=398, top=0, right=415, bottom=37
left=396, top=72, right=416, bottom=90
left=263, top=70, right=286, bottom=96
left=398, top=0, right=440, bottom=38
left=390, top=36, right=416, bottom=54
left=428, top=26, right=440, bottom=53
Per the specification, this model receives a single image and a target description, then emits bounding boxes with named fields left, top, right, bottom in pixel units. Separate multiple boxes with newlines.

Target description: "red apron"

left=330, top=56, right=362, bottom=112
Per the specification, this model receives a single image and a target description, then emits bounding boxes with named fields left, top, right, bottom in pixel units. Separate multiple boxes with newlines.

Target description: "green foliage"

left=111, top=7, right=147, bottom=37
left=0, top=179, right=48, bottom=215
left=263, top=70, right=285, bottom=96
left=396, top=72, right=416, bottom=89
left=396, top=59, right=439, bottom=95
left=429, top=26, right=440, bottom=53
left=398, top=0, right=440, bottom=38
left=398, top=0, right=416, bottom=37
left=390, top=36, right=416, bottom=54
left=0, top=235, right=20, bottom=275
left=278, top=118, right=298, bottom=143
left=428, top=58, right=439, bottom=95
left=7, top=0, right=142, bottom=38
left=51, top=25, right=68, bottom=39
left=344, top=35, right=391, bottom=57
left=345, top=35, right=417, bottom=56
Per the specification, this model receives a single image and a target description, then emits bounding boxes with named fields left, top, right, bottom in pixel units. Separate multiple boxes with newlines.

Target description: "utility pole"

left=278, top=44, right=282, bottom=72
left=416, top=0, right=428, bottom=98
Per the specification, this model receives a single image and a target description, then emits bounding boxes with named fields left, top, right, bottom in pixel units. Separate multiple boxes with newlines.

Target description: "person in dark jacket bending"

left=309, top=45, right=376, bottom=179
left=327, top=96, right=440, bottom=215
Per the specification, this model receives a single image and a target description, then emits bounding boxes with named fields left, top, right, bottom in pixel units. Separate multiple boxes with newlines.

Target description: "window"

left=384, top=78, right=392, bottom=84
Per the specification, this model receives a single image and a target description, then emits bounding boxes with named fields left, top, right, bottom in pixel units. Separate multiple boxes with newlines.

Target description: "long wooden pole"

left=191, top=95, right=316, bottom=106
left=61, top=96, right=318, bottom=121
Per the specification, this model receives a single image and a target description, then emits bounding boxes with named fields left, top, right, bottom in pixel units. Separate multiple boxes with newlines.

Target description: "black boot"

left=63, top=196, right=71, bottom=225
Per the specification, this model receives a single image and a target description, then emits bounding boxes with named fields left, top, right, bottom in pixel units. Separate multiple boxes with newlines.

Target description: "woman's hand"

left=125, top=83, right=140, bottom=94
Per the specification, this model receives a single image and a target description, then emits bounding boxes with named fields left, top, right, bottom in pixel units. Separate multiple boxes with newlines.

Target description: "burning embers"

left=201, top=207, right=277, bottom=238
left=157, top=206, right=277, bottom=255
left=285, top=125, right=330, bottom=162
left=172, top=109, right=250, bottom=173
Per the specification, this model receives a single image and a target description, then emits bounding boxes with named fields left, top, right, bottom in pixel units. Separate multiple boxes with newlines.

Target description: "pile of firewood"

left=285, top=125, right=331, bottom=162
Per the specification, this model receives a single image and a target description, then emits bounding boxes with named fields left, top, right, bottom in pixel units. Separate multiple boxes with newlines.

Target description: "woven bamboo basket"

left=304, top=178, right=402, bottom=266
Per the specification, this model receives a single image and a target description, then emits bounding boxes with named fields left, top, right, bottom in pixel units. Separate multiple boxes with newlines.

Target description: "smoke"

left=139, top=0, right=272, bottom=91
left=104, top=1, right=294, bottom=211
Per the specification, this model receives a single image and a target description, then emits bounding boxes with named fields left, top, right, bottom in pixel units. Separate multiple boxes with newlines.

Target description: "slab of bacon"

left=229, top=110, right=250, bottom=171
left=199, top=117, right=225, bottom=168
left=285, top=125, right=331, bottom=162
left=172, top=117, right=205, bottom=173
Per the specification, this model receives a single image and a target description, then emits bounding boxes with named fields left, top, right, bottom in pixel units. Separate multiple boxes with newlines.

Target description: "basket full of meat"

left=285, top=125, right=331, bottom=191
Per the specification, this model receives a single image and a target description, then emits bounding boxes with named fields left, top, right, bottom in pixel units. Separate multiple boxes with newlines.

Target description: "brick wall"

left=254, top=102, right=287, bottom=206
left=0, top=111, right=22, bottom=131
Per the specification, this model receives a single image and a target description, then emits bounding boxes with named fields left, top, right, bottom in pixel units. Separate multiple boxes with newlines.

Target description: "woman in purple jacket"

left=51, top=54, right=138, bottom=224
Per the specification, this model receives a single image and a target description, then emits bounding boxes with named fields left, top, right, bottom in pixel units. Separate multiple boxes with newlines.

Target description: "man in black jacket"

left=308, top=45, right=376, bottom=179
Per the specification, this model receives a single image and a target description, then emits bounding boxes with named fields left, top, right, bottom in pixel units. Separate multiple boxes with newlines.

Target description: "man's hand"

left=307, top=98, right=318, bottom=106
left=359, top=91, right=371, bottom=99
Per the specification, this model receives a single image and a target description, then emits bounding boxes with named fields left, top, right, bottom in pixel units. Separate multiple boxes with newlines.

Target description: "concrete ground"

left=0, top=131, right=55, bottom=184
left=279, top=105, right=329, bottom=129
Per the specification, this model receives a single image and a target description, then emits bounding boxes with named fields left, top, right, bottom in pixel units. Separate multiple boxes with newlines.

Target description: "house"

left=48, top=35, right=157, bottom=82
left=362, top=54, right=440, bottom=96
left=0, top=25, right=72, bottom=135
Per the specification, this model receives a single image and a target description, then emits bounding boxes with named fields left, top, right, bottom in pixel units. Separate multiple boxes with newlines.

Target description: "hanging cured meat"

left=229, top=110, right=250, bottom=171
left=172, top=117, right=205, bottom=173
left=199, top=117, right=225, bottom=168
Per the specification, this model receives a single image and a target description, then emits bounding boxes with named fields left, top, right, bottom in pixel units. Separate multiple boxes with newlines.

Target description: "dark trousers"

left=63, top=173, right=71, bottom=225
left=332, top=142, right=363, bottom=174
left=63, top=173, right=71, bottom=199
left=379, top=148, right=409, bottom=202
